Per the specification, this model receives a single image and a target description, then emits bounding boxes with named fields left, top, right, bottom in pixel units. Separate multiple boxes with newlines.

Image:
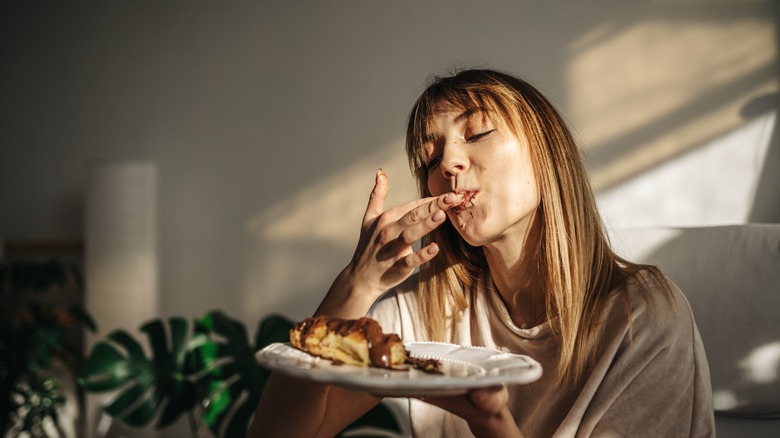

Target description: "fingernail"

left=444, top=193, right=455, bottom=204
left=376, top=169, right=387, bottom=185
left=433, top=210, right=445, bottom=221
left=427, top=243, right=439, bottom=255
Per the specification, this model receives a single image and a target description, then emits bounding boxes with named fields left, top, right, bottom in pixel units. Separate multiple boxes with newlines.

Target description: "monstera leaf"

left=77, top=317, right=196, bottom=428
left=188, top=311, right=266, bottom=437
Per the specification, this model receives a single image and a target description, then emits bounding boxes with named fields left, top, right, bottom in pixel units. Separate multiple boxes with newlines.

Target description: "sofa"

left=609, top=224, right=780, bottom=437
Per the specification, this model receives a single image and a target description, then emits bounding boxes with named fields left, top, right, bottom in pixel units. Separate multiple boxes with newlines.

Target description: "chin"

left=450, top=212, right=488, bottom=246
left=453, top=226, right=489, bottom=247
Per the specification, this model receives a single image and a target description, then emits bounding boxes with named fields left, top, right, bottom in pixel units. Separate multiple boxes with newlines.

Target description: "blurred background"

left=1, top=0, right=778, bottom=435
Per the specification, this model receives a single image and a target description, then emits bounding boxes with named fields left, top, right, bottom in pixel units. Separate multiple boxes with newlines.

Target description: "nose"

left=440, top=143, right=468, bottom=181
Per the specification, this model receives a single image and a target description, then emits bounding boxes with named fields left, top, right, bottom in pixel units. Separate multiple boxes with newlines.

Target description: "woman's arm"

left=249, top=375, right=381, bottom=438
left=250, top=170, right=462, bottom=436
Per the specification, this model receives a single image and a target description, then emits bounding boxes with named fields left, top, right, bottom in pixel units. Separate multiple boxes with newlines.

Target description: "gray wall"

left=2, top=0, right=778, bottom=328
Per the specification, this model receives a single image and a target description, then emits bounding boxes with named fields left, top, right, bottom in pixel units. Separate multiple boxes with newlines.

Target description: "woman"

left=251, top=69, right=714, bottom=437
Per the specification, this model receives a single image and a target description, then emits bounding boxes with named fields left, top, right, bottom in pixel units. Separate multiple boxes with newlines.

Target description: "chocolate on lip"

left=452, top=188, right=478, bottom=211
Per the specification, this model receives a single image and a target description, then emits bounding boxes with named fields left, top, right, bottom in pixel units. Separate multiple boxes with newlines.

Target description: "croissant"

left=289, top=316, right=407, bottom=369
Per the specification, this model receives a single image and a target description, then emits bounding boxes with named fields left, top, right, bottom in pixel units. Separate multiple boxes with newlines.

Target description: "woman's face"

left=424, top=106, right=540, bottom=247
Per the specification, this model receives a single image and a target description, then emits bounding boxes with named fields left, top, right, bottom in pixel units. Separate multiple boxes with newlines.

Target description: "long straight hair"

left=405, top=69, right=669, bottom=387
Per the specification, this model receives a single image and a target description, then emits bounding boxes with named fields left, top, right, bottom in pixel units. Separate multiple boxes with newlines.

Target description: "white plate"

left=255, top=341, right=543, bottom=396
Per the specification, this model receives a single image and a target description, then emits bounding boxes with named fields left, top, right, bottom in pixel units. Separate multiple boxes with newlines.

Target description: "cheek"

left=498, top=166, right=540, bottom=210
left=513, top=174, right=539, bottom=203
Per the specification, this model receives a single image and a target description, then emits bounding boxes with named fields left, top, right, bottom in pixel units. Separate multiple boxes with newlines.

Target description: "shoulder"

left=585, top=269, right=705, bottom=393
left=615, top=268, right=698, bottom=351
left=623, top=268, right=685, bottom=316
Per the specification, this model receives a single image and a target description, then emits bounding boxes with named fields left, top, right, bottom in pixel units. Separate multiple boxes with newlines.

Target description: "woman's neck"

left=483, top=211, right=546, bottom=328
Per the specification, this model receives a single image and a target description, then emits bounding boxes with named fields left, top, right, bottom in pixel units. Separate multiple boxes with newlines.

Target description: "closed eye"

left=467, top=129, right=495, bottom=142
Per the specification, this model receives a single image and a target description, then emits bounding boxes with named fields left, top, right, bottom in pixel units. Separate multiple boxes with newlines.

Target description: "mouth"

left=452, top=188, right=478, bottom=212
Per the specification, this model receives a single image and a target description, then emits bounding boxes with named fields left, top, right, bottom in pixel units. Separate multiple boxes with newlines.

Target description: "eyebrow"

left=454, top=108, right=481, bottom=123
left=421, top=108, right=485, bottom=144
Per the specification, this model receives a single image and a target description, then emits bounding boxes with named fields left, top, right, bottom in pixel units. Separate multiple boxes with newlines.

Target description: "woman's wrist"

left=314, top=267, right=384, bottom=318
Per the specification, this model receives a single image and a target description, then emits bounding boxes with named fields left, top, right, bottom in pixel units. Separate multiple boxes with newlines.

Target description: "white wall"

left=1, top=0, right=778, bottom=337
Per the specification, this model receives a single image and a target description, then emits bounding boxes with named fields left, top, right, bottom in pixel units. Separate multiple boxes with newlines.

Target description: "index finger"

left=396, top=192, right=464, bottom=228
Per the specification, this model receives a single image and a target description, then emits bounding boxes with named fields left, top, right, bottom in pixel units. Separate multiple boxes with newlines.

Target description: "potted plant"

left=0, top=257, right=96, bottom=437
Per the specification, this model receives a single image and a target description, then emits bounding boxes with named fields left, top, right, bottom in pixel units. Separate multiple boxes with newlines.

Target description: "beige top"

left=368, top=271, right=715, bottom=437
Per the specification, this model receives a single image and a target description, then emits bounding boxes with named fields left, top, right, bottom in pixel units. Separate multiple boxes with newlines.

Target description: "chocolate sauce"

left=405, top=356, right=443, bottom=374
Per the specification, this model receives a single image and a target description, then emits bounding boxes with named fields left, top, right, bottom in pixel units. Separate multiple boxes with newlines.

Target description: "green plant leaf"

left=154, top=318, right=196, bottom=428
left=77, top=341, right=135, bottom=391
left=1, top=257, right=91, bottom=436
left=190, top=311, right=268, bottom=438
left=77, top=311, right=402, bottom=437
left=77, top=318, right=196, bottom=428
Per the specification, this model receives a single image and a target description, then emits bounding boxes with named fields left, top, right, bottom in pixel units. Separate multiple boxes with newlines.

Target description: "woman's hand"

left=316, top=169, right=462, bottom=318
left=347, top=169, right=463, bottom=293
left=419, top=386, right=523, bottom=438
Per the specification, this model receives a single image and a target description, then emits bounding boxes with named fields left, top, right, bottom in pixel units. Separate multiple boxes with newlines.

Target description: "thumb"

left=363, top=169, right=388, bottom=224
left=468, top=386, right=507, bottom=415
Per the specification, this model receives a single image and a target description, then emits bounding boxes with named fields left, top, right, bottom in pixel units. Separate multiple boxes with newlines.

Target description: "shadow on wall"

left=613, top=225, right=780, bottom=418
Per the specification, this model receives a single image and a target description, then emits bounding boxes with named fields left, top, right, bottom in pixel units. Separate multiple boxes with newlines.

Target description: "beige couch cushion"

left=610, top=224, right=780, bottom=418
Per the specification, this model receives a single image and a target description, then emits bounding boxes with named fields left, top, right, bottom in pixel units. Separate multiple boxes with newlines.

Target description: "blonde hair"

left=405, top=69, right=669, bottom=387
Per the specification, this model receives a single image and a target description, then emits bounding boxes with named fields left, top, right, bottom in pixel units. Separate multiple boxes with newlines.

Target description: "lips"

left=452, top=188, right=478, bottom=212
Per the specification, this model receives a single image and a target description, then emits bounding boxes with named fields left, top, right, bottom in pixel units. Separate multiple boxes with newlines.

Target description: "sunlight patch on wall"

left=246, top=140, right=417, bottom=249
left=248, top=140, right=417, bottom=247
left=566, top=16, right=777, bottom=191
left=568, top=17, right=774, bottom=150
left=242, top=141, right=418, bottom=319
